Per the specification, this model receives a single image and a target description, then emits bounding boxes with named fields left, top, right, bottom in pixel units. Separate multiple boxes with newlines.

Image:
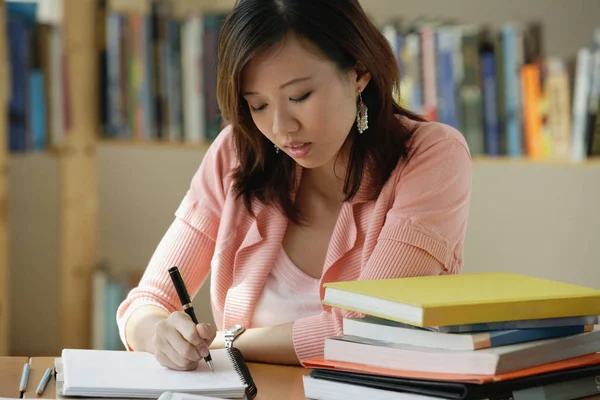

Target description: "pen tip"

left=207, top=360, right=214, bottom=372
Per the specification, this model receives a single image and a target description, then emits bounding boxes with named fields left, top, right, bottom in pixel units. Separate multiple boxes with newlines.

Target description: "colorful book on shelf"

left=322, top=272, right=600, bottom=328
left=342, top=316, right=595, bottom=351
left=322, top=328, right=600, bottom=376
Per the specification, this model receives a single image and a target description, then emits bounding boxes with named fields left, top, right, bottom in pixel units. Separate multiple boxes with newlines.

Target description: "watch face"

left=225, top=324, right=245, bottom=349
left=229, top=324, right=245, bottom=335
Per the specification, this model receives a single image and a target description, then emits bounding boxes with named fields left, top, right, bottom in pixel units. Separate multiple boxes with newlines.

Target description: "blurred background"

left=1, top=0, right=599, bottom=358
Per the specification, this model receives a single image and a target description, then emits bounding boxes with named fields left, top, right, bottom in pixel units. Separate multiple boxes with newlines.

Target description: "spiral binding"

left=227, top=347, right=258, bottom=400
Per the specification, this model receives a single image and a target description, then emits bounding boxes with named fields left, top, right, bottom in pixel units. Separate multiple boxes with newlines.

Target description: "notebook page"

left=62, top=349, right=245, bottom=394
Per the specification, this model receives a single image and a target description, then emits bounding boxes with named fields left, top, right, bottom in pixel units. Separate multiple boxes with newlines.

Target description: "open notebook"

left=55, top=348, right=257, bottom=399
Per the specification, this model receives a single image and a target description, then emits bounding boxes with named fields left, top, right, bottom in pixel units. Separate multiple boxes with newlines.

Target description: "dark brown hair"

left=217, top=0, right=426, bottom=222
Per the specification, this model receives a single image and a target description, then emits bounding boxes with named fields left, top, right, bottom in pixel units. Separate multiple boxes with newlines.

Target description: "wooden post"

left=0, top=0, right=9, bottom=356
left=59, top=0, right=99, bottom=350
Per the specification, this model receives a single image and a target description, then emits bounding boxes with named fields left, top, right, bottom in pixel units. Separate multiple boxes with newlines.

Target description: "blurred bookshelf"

left=2, top=0, right=99, bottom=356
left=1, top=0, right=600, bottom=356
left=0, top=0, right=9, bottom=356
left=4, top=0, right=599, bottom=161
left=90, top=0, right=600, bottom=164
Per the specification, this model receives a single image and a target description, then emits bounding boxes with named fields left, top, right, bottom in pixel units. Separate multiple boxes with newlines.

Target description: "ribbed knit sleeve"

left=293, top=127, right=473, bottom=364
left=116, top=127, right=236, bottom=350
left=293, top=244, right=441, bottom=362
left=116, top=217, right=216, bottom=350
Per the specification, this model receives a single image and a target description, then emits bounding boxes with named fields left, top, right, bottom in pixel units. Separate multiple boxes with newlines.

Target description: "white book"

left=324, top=328, right=600, bottom=376
left=57, top=348, right=256, bottom=399
left=571, top=47, right=592, bottom=161
left=302, top=376, right=434, bottom=400
left=181, top=17, right=205, bottom=144
left=342, top=316, right=594, bottom=351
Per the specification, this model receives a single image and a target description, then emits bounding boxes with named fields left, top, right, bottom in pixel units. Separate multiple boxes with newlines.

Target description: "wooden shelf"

left=108, top=0, right=234, bottom=17
left=99, top=138, right=600, bottom=166
left=471, top=155, right=600, bottom=166
left=99, top=137, right=212, bottom=152
left=58, top=0, right=99, bottom=352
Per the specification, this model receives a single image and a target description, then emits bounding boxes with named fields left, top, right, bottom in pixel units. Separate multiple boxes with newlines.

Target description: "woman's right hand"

left=152, top=311, right=217, bottom=371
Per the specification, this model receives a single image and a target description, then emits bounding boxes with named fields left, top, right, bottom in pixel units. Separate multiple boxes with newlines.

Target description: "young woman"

left=117, top=0, right=472, bottom=369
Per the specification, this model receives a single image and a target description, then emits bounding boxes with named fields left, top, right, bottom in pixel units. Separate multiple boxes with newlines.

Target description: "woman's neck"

left=299, top=157, right=348, bottom=205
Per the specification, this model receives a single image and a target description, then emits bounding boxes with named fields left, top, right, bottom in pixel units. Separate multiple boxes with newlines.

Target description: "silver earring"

left=356, top=92, right=368, bottom=134
left=274, top=143, right=280, bottom=154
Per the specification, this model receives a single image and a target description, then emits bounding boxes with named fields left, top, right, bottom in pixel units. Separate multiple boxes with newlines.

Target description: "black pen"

left=168, top=266, right=214, bottom=372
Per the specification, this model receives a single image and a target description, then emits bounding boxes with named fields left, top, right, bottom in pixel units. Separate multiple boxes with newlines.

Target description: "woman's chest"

left=281, top=211, right=341, bottom=279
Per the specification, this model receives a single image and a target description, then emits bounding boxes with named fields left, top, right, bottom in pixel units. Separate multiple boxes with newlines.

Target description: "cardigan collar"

left=222, top=162, right=371, bottom=329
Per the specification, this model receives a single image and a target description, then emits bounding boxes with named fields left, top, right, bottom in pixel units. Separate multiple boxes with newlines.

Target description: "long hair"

left=217, top=0, right=426, bottom=222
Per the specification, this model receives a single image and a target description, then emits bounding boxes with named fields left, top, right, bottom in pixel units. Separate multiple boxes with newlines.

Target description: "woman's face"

left=242, top=35, right=370, bottom=170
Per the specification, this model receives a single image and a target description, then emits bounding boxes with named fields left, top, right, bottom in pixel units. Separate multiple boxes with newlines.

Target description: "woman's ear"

left=354, top=61, right=372, bottom=92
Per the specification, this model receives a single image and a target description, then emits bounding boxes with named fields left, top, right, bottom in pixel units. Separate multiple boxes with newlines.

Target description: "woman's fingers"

left=154, top=342, right=199, bottom=371
left=196, top=323, right=217, bottom=347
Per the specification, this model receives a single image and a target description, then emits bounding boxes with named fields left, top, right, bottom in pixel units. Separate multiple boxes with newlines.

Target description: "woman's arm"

left=117, top=129, right=234, bottom=351
left=125, top=305, right=170, bottom=352
left=210, top=323, right=300, bottom=365
left=205, top=243, right=442, bottom=365
left=116, top=216, right=216, bottom=351
left=208, top=242, right=444, bottom=366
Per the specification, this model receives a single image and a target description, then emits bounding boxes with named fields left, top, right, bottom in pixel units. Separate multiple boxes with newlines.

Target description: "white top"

left=251, top=246, right=323, bottom=328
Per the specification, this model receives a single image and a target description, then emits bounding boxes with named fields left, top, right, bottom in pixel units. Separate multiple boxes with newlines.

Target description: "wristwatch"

left=224, top=324, right=246, bottom=349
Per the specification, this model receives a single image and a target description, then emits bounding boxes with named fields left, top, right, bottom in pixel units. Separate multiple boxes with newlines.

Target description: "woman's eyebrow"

left=242, top=75, right=312, bottom=96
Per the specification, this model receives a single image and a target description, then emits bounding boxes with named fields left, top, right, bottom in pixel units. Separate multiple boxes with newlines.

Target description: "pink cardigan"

left=116, top=116, right=472, bottom=363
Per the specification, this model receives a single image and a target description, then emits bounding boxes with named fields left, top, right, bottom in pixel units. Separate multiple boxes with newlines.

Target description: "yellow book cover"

left=322, top=272, right=600, bottom=328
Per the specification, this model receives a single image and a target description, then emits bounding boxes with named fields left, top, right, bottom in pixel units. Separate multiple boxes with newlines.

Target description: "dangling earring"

left=274, top=143, right=280, bottom=154
left=356, top=92, right=368, bottom=134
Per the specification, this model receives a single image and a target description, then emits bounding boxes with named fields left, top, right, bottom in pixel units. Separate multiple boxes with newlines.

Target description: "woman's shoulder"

left=400, top=115, right=471, bottom=161
left=382, top=115, right=473, bottom=190
left=206, top=124, right=236, bottom=158
left=196, top=124, right=238, bottom=175
left=186, top=125, right=238, bottom=196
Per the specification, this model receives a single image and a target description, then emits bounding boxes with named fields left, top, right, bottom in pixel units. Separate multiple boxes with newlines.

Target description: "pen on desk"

left=19, top=362, right=30, bottom=396
left=36, top=367, right=53, bottom=395
left=168, top=266, right=214, bottom=372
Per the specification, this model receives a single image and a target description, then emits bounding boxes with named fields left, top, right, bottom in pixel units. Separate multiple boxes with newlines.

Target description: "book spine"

left=481, top=49, right=500, bottom=155
left=459, top=26, right=485, bottom=155
left=435, top=315, right=599, bottom=333
left=436, top=27, right=459, bottom=128
left=502, top=25, right=523, bottom=157
left=420, top=24, right=437, bottom=121
left=521, top=63, right=544, bottom=159
left=571, top=47, right=592, bottom=161
left=480, top=325, right=593, bottom=349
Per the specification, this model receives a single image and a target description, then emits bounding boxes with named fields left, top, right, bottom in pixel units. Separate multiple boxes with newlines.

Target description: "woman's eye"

left=250, top=104, right=267, bottom=112
left=290, top=91, right=312, bottom=103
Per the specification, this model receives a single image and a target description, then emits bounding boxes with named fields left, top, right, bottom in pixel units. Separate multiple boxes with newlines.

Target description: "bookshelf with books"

left=95, top=0, right=600, bottom=164
left=1, top=0, right=99, bottom=356
left=0, top=0, right=9, bottom=357
left=2, top=0, right=600, bottom=357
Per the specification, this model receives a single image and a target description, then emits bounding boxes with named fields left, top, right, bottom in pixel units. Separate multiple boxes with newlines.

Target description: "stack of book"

left=303, top=272, right=600, bottom=400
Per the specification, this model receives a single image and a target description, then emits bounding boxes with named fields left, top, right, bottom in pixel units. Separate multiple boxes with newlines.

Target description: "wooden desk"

left=0, top=356, right=29, bottom=398
left=23, top=357, right=310, bottom=399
